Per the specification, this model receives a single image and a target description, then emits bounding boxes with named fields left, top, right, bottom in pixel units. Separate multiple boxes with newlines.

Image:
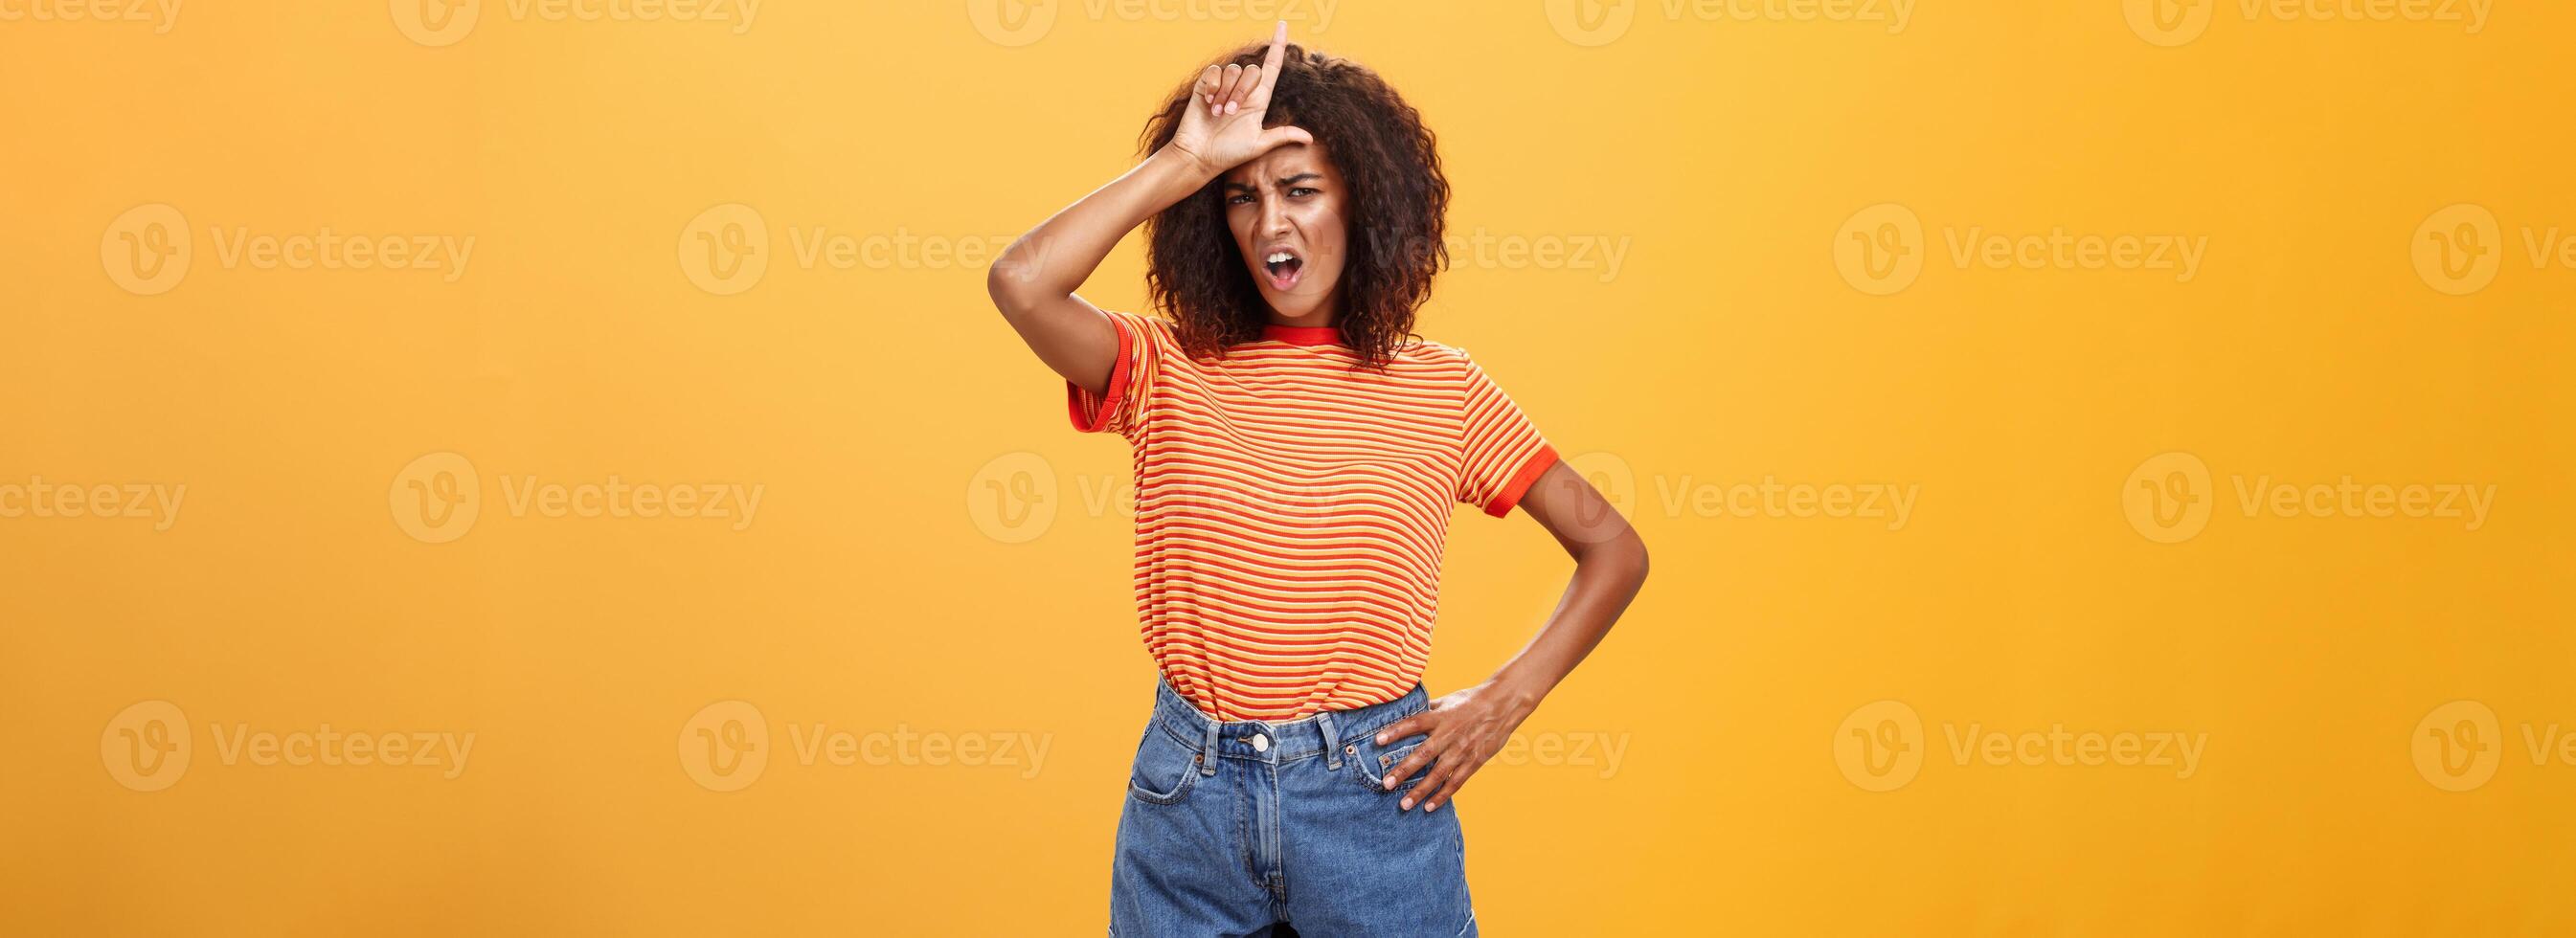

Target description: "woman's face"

left=1222, top=139, right=1348, bottom=323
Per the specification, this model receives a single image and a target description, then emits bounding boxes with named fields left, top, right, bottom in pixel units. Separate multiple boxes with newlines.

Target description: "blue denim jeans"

left=1110, top=678, right=1477, bottom=937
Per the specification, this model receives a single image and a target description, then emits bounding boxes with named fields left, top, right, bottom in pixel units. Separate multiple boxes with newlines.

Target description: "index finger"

left=1255, top=20, right=1287, bottom=94
left=1375, top=711, right=1432, bottom=745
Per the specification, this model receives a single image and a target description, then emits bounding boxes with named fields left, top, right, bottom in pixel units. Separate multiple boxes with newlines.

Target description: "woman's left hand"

left=1370, top=681, right=1541, bottom=813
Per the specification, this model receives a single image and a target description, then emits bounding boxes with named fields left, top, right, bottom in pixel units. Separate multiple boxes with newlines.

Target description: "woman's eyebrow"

left=1223, top=173, right=1322, bottom=193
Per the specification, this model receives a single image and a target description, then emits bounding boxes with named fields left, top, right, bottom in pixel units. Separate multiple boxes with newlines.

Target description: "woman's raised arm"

left=984, top=21, right=1311, bottom=395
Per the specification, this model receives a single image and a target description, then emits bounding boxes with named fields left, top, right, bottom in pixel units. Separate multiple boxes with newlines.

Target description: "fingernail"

left=1426, top=802, right=1440, bottom=813
left=1399, top=798, right=1412, bottom=810
left=1383, top=776, right=1396, bottom=790
left=1375, top=733, right=1387, bottom=744
left=1225, top=101, right=1238, bottom=115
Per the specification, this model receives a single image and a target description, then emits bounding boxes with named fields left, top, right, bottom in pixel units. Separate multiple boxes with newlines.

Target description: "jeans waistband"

left=1149, top=676, right=1430, bottom=774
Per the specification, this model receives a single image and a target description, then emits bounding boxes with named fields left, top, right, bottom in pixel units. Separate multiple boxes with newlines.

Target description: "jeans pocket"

left=1348, top=730, right=1430, bottom=796
left=1126, top=727, right=1200, bottom=805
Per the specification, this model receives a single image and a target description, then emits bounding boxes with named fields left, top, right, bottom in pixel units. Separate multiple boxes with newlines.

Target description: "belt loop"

left=1198, top=716, right=1222, bottom=776
left=1317, top=710, right=1342, bottom=770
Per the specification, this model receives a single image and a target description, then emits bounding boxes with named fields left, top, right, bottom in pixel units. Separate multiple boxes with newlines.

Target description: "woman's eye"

left=1289, top=188, right=1319, bottom=198
left=1226, top=194, right=1254, bottom=206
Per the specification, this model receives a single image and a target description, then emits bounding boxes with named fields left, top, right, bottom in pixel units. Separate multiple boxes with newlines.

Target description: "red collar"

left=1262, top=324, right=1343, bottom=346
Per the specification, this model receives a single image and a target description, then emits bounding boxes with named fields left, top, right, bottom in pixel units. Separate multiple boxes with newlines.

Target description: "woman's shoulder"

left=1391, top=335, right=1480, bottom=371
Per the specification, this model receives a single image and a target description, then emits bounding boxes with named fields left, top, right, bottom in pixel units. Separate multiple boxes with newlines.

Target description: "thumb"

left=1256, top=124, right=1314, bottom=152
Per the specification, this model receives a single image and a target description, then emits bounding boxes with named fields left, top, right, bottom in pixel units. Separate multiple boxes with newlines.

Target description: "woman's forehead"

left=1225, top=142, right=1336, bottom=185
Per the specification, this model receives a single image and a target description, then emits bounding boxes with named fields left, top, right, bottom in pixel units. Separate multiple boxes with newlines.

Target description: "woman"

left=986, top=23, right=1649, bottom=936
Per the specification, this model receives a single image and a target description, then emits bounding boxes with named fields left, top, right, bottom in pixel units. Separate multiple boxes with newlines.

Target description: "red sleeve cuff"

left=1065, top=313, right=1136, bottom=434
left=1484, top=444, right=1559, bottom=518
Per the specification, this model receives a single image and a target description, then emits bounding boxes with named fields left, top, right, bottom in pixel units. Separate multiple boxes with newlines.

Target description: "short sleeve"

left=1066, top=309, right=1169, bottom=437
left=1456, top=354, right=1559, bottom=518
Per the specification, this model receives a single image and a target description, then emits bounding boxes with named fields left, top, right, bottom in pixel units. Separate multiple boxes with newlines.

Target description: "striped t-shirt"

left=1066, top=310, right=1558, bottom=722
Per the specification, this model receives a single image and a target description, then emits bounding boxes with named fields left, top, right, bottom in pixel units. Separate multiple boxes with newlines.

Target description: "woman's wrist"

left=1481, top=666, right=1553, bottom=717
left=1149, top=144, right=1224, bottom=190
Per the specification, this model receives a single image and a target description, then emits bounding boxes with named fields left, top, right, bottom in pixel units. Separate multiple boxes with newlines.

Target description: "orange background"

left=4, top=1, right=2572, bottom=934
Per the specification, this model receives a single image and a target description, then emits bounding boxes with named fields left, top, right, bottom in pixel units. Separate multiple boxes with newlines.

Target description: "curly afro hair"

left=1137, top=40, right=1450, bottom=369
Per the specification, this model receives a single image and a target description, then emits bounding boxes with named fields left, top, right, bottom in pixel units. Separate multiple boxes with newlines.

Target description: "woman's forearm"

left=986, top=148, right=1216, bottom=393
left=993, top=147, right=1212, bottom=304
left=1487, top=527, right=1649, bottom=712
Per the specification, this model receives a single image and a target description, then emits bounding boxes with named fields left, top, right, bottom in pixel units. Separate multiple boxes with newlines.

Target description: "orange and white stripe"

left=1067, top=310, right=1556, bottom=722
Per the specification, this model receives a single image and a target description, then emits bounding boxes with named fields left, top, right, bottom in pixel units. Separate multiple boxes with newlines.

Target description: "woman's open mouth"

left=1262, top=250, right=1304, bottom=291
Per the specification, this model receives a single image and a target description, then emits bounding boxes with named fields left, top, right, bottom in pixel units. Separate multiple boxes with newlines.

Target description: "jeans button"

left=1249, top=733, right=1270, bottom=753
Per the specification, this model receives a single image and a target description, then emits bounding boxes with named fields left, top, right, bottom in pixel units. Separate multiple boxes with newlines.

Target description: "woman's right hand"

left=1164, top=21, right=1315, bottom=178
